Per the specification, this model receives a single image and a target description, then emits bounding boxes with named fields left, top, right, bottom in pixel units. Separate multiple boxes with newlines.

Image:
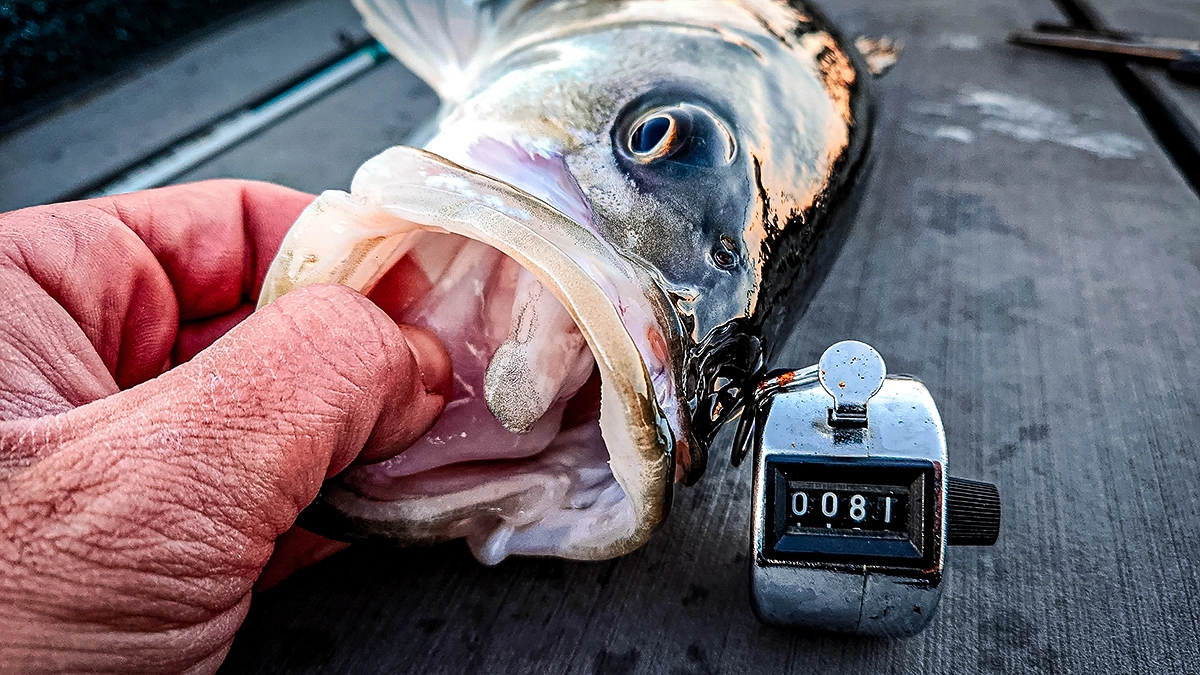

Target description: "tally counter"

left=730, top=341, right=1001, bottom=636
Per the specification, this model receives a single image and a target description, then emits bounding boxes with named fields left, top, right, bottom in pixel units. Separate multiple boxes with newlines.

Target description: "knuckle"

left=271, top=284, right=415, bottom=388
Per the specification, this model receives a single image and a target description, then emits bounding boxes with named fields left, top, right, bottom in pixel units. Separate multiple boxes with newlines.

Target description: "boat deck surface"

left=2, top=0, right=1198, bottom=672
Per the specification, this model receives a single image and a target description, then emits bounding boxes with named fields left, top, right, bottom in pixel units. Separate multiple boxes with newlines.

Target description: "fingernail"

left=356, top=325, right=452, bottom=464
left=397, top=324, right=453, bottom=398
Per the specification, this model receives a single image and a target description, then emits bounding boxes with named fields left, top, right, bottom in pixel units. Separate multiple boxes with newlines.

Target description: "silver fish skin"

left=263, top=0, right=873, bottom=561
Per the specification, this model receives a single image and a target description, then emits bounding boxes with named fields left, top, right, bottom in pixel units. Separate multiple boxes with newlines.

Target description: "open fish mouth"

left=259, top=146, right=688, bottom=563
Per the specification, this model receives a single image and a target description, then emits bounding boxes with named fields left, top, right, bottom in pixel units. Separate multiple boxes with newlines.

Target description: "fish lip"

left=261, top=146, right=690, bottom=560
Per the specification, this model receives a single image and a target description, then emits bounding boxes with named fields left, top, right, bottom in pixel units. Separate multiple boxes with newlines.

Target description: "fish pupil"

left=631, top=115, right=672, bottom=154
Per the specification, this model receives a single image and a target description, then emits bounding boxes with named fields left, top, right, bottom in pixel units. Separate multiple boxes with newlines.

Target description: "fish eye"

left=711, top=236, right=740, bottom=270
left=625, top=104, right=735, bottom=167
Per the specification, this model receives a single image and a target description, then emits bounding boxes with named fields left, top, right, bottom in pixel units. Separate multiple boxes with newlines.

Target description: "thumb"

left=0, top=284, right=449, bottom=671
left=6, top=283, right=449, bottom=601
left=81, top=282, right=450, bottom=527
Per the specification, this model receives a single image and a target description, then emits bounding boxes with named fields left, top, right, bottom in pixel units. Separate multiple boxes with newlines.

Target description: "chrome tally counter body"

left=733, top=341, right=1000, bottom=636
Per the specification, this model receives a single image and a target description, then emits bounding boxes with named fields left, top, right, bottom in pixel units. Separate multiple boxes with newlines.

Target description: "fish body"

left=259, top=0, right=872, bottom=562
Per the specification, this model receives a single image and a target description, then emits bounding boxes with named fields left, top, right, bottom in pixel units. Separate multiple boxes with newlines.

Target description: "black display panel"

left=766, top=457, right=938, bottom=568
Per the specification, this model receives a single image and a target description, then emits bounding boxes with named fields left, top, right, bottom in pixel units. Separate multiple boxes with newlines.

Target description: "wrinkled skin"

left=0, top=181, right=451, bottom=674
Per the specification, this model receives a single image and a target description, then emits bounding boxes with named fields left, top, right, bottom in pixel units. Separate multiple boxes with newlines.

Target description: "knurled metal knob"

left=946, top=477, right=1002, bottom=545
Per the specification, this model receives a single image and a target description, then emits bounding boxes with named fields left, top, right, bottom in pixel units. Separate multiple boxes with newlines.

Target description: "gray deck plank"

left=0, top=0, right=369, bottom=213
left=1135, top=68, right=1200, bottom=138
left=1083, top=0, right=1200, bottom=145
left=41, top=0, right=1195, bottom=672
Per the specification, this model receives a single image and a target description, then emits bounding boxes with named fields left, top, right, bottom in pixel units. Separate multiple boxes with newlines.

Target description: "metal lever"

left=818, top=340, right=886, bottom=427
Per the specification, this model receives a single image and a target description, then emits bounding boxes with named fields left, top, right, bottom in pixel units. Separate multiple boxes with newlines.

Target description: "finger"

left=0, top=265, right=121, bottom=420
left=89, top=282, right=451, bottom=490
left=1, top=198, right=177, bottom=391
left=0, top=181, right=312, bottom=389
left=0, top=285, right=450, bottom=628
left=92, top=180, right=314, bottom=319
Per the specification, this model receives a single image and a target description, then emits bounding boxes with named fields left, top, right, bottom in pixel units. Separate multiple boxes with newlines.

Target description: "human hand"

left=0, top=181, right=451, bottom=673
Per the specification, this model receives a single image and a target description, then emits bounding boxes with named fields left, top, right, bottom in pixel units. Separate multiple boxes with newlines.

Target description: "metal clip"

left=818, top=340, right=886, bottom=428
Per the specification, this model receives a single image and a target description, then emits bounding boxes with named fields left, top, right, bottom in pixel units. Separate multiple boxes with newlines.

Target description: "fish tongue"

left=484, top=266, right=595, bottom=434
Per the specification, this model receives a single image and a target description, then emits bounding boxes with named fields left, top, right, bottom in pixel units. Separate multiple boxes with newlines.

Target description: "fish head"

left=420, top=0, right=871, bottom=467
left=261, top=0, right=871, bottom=562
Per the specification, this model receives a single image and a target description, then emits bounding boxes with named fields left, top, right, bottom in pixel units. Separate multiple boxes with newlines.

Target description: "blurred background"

left=1, top=0, right=277, bottom=131
left=0, top=0, right=429, bottom=213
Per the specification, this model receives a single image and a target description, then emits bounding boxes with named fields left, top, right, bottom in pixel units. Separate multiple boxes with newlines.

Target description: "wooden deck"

left=2, top=0, right=1198, bottom=672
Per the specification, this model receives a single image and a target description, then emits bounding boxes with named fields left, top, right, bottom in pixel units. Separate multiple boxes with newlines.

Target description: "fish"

left=257, top=0, right=874, bottom=564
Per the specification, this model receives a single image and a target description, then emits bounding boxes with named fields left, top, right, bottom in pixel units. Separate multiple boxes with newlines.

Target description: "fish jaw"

left=258, top=146, right=688, bottom=562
